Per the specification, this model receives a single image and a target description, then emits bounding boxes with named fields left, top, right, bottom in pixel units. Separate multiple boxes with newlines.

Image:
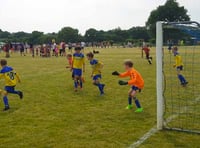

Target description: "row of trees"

left=0, top=26, right=150, bottom=45
left=0, top=0, right=191, bottom=45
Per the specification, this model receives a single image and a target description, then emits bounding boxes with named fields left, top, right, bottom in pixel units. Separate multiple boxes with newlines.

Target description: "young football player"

left=112, top=60, right=144, bottom=112
left=142, top=45, right=152, bottom=64
left=0, top=59, right=23, bottom=111
left=66, top=54, right=73, bottom=68
left=86, top=52, right=105, bottom=95
left=72, top=47, right=85, bottom=91
left=66, top=54, right=74, bottom=79
left=172, top=47, right=188, bottom=86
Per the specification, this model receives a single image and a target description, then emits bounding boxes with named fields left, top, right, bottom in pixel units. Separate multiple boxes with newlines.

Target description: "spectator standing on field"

left=19, top=43, right=25, bottom=56
left=4, top=42, right=10, bottom=58
left=30, top=43, right=34, bottom=58
left=60, top=42, right=66, bottom=56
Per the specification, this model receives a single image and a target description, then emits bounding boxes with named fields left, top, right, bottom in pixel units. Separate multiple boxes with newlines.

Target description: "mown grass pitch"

left=0, top=48, right=199, bottom=148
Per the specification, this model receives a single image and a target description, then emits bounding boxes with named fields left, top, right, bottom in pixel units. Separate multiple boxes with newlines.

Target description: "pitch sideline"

left=128, top=126, right=158, bottom=148
left=129, top=96, right=200, bottom=148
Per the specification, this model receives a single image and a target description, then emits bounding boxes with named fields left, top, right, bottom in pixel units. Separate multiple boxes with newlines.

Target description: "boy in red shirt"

left=143, top=45, right=152, bottom=64
left=112, top=60, right=144, bottom=112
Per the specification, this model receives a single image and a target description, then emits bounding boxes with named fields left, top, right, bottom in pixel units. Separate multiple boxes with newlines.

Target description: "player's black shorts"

left=177, top=66, right=183, bottom=71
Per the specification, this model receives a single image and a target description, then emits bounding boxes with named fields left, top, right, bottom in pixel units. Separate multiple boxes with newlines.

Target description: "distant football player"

left=172, top=47, right=188, bottom=86
left=0, top=59, right=23, bottom=111
left=87, top=52, right=105, bottom=95
left=72, top=47, right=85, bottom=91
left=112, top=60, right=144, bottom=112
left=142, top=45, right=152, bottom=64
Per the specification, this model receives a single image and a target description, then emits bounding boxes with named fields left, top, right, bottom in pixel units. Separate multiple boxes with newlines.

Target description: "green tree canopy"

left=146, top=0, right=190, bottom=38
left=58, top=27, right=79, bottom=43
left=28, top=31, right=44, bottom=44
left=84, top=28, right=98, bottom=42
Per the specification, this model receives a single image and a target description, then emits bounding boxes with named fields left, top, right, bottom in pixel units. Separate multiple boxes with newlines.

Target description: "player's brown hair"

left=0, top=59, right=7, bottom=66
left=173, top=46, right=178, bottom=51
left=86, top=52, right=94, bottom=58
left=75, top=47, right=81, bottom=50
left=124, top=60, right=133, bottom=67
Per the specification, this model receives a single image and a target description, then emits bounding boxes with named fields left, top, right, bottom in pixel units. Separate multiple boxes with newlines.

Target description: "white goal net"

left=156, top=21, right=200, bottom=134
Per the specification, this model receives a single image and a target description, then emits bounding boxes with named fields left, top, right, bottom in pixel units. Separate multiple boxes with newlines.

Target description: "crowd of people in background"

left=0, top=41, right=116, bottom=58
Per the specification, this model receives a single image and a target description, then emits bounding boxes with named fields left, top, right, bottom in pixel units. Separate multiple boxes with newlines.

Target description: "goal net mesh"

left=163, top=22, right=200, bottom=133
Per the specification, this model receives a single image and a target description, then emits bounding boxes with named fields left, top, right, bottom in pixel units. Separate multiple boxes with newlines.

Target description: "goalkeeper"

left=112, top=60, right=144, bottom=112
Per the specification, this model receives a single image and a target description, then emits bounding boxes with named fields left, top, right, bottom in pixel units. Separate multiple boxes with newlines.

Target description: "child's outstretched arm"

left=118, top=80, right=128, bottom=85
left=112, top=71, right=129, bottom=77
left=119, top=71, right=129, bottom=77
left=119, top=72, right=137, bottom=86
left=112, top=71, right=120, bottom=76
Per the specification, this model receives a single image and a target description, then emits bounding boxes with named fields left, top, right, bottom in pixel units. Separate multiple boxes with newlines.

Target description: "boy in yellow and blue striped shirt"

left=0, top=59, right=23, bottom=111
left=72, top=47, right=85, bottom=91
left=87, top=52, right=105, bottom=95
left=173, top=47, right=188, bottom=86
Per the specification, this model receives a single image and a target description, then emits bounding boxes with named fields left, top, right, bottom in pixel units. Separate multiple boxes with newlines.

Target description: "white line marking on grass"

left=164, top=96, right=200, bottom=126
left=129, top=96, right=200, bottom=148
left=128, top=126, right=158, bottom=148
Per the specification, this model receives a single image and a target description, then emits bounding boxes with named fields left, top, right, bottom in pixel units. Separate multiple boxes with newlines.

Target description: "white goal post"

left=156, top=21, right=164, bottom=130
left=156, top=21, right=200, bottom=131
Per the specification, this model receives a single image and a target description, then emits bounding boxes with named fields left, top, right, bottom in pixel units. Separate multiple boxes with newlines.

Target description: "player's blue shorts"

left=177, top=66, right=183, bottom=71
left=131, top=85, right=142, bottom=92
left=5, top=86, right=17, bottom=94
left=73, top=68, right=82, bottom=77
left=93, top=74, right=101, bottom=80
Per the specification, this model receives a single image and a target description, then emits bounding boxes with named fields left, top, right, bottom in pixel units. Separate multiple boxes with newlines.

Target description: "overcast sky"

left=0, top=0, right=199, bottom=34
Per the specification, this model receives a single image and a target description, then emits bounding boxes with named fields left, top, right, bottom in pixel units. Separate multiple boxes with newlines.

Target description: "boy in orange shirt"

left=112, top=60, right=144, bottom=112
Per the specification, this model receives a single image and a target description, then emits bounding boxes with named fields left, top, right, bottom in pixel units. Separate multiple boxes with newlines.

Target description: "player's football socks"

left=18, top=91, right=23, bottom=99
left=96, top=84, right=104, bottom=95
left=134, top=99, right=141, bottom=108
left=126, top=104, right=133, bottom=110
left=128, top=97, right=132, bottom=105
left=74, top=81, right=78, bottom=88
left=135, top=108, right=143, bottom=113
left=3, top=106, right=10, bottom=111
left=3, top=96, right=9, bottom=107
left=102, top=84, right=105, bottom=90
left=178, top=74, right=186, bottom=84
left=80, top=81, right=83, bottom=89
left=100, top=84, right=105, bottom=95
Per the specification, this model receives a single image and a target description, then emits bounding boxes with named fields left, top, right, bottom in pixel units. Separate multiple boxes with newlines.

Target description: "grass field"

left=0, top=47, right=199, bottom=148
